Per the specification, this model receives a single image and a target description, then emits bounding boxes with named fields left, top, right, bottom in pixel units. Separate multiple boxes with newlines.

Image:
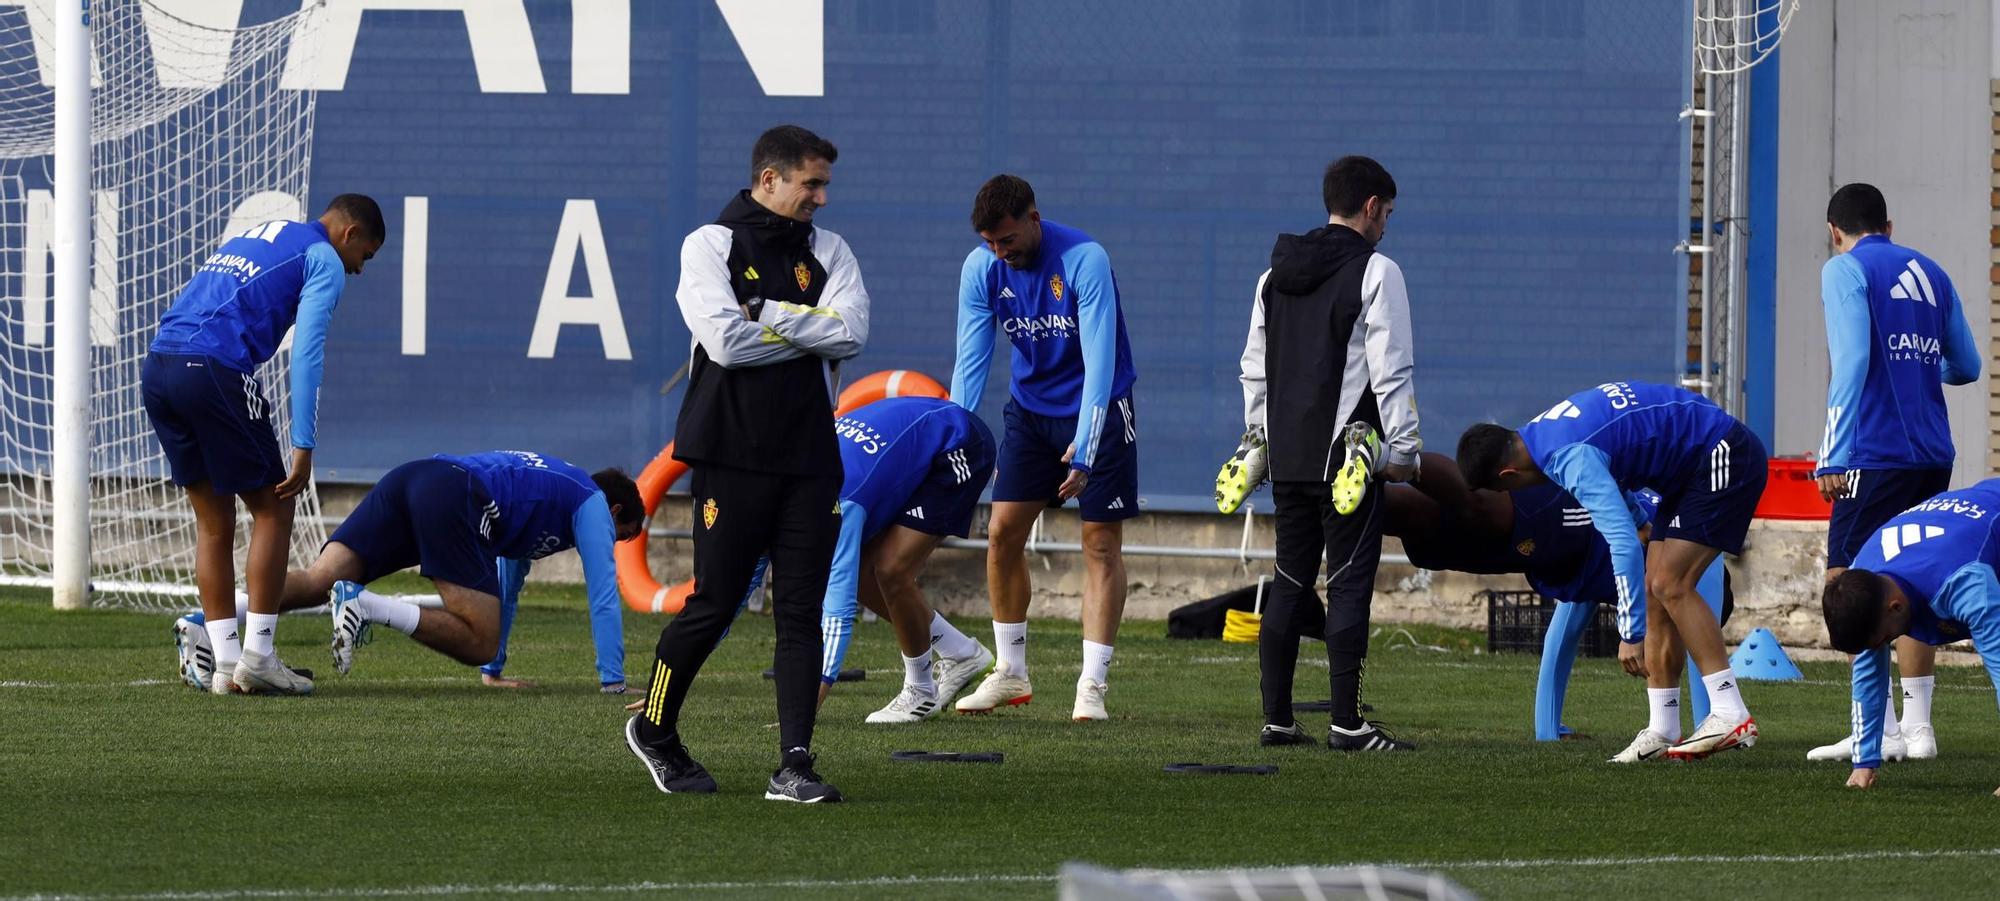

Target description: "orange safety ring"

left=618, top=369, right=949, bottom=613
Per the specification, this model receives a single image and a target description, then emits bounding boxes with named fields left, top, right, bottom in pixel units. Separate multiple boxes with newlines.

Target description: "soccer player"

left=1805, top=183, right=1978, bottom=764
left=819, top=397, right=996, bottom=721
left=1457, top=381, right=1768, bottom=760
left=1823, top=480, right=2000, bottom=795
left=949, top=174, right=1138, bottom=721
left=1232, top=155, right=1421, bottom=752
left=264, top=451, right=644, bottom=682
left=627, top=125, right=868, bottom=804
left=143, top=194, right=384, bottom=695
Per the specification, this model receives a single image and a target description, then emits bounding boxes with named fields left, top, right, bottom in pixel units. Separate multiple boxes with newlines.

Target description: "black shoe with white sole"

left=765, top=750, right=843, bottom=803
left=1259, top=721, right=1316, bottom=747
left=624, top=716, right=718, bottom=794
left=1327, top=721, right=1416, bottom=752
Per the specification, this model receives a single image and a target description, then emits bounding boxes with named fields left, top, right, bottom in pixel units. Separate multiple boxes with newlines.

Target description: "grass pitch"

left=3, top=579, right=1999, bottom=900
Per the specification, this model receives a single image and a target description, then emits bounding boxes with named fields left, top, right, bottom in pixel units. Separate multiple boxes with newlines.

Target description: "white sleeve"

left=1240, top=269, right=1270, bottom=440
left=763, top=228, right=870, bottom=361
left=1361, top=254, right=1420, bottom=466
left=676, top=225, right=808, bottom=368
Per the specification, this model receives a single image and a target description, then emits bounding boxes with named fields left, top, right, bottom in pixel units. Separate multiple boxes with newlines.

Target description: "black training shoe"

left=1259, top=721, right=1316, bottom=747
left=624, top=716, right=718, bottom=794
left=764, top=750, right=844, bottom=804
left=1327, top=721, right=1417, bottom=752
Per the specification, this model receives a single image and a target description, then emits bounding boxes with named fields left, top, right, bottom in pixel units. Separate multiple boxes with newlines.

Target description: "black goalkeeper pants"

left=1259, top=480, right=1384, bottom=730
left=635, top=464, right=840, bottom=757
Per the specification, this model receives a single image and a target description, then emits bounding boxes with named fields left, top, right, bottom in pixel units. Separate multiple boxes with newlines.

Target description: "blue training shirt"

left=1818, top=235, right=1980, bottom=475
left=821, top=397, right=994, bottom=682
left=1844, top=480, right=2000, bottom=769
left=1520, top=486, right=1659, bottom=606
left=950, top=219, right=1137, bottom=472
left=1519, top=381, right=1737, bottom=642
left=150, top=219, right=346, bottom=449
left=436, top=450, right=625, bottom=684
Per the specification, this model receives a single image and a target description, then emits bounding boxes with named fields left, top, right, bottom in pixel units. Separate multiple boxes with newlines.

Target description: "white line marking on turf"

left=9, top=847, right=1999, bottom=900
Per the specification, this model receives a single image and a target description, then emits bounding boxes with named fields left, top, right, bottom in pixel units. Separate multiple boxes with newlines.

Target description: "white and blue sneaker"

left=172, top=612, right=214, bottom=691
left=329, top=581, right=372, bottom=676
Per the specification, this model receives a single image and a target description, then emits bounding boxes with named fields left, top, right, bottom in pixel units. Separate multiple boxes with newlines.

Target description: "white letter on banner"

left=528, top=199, right=631, bottom=361
left=402, top=196, right=428, bottom=355
left=714, top=0, right=822, bottom=96
left=570, top=0, right=629, bottom=94
left=281, top=0, right=546, bottom=93
left=141, top=1, right=244, bottom=88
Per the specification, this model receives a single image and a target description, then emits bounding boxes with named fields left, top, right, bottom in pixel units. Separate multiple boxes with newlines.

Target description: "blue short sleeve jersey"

left=436, top=451, right=599, bottom=561
left=1818, top=235, right=1980, bottom=475
left=950, top=220, right=1137, bottom=471
left=1844, top=480, right=2000, bottom=768
left=1520, top=382, right=1736, bottom=641
left=150, top=219, right=346, bottom=448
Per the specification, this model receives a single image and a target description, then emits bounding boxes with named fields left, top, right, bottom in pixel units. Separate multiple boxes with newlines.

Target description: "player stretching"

left=274, top=451, right=644, bottom=683
left=950, top=175, right=1139, bottom=721
left=145, top=194, right=384, bottom=695
left=1806, top=183, right=1978, bottom=764
left=1458, top=381, right=1768, bottom=760
left=1824, top=481, right=2000, bottom=795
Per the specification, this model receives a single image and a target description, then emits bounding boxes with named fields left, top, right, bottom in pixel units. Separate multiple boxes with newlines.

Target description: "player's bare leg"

left=1612, top=598, right=1685, bottom=763
left=1653, top=538, right=1756, bottom=758
left=1075, top=520, right=1126, bottom=720
left=413, top=579, right=503, bottom=666
left=957, top=501, right=1042, bottom=713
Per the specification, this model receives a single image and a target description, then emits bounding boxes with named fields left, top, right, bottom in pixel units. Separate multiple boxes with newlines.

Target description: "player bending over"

left=1458, top=380, right=1768, bottom=760
left=285, top=451, right=642, bottom=684
left=1823, top=480, right=2000, bottom=795
left=145, top=194, right=384, bottom=695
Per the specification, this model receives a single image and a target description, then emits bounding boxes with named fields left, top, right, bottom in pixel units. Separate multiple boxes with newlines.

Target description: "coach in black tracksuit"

left=1238, top=156, right=1421, bottom=752
left=627, top=126, right=869, bottom=803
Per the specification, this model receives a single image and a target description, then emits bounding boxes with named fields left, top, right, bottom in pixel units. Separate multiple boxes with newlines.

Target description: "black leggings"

left=1259, top=480, right=1384, bottom=729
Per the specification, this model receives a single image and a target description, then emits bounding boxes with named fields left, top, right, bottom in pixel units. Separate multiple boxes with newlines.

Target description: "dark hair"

left=323, top=193, right=386, bottom=243
left=592, top=468, right=645, bottom=530
left=1823, top=569, right=1889, bottom=654
left=1455, top=423, right=1518, bottom=490
left=971, top=174, right=1036, bottom=233
left=1826, top=183, right=1888, bottom=235
left=750, top=125, right=837, bottom=185
left=1322, top=155, right=1397, bottom=218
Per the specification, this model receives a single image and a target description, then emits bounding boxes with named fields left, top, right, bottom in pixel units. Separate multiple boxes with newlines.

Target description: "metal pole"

left=1727, top=50, right=1750, bottom=417
left=1699, top=72, right=1714, bottom=397
left=51, top=0, right=91, bottom=610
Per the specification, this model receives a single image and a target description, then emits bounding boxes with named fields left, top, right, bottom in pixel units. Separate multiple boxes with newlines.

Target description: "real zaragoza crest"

left=794, top=261, right=812, bottom=292
left=702, top=498, right=718, bottom=529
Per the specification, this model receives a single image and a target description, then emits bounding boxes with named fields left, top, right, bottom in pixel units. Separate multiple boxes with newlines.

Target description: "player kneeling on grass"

left=282, top=451, right=643, bottom=685
left=1823, top=479, right=2000, bottom=795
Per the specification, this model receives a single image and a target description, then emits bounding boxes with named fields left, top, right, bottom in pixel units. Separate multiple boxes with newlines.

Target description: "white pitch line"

left=8, top=847, right=1999, bottom=901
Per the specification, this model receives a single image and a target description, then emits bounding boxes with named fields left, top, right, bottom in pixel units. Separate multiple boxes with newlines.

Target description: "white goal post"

left=0, top=0, right=326, bottom=609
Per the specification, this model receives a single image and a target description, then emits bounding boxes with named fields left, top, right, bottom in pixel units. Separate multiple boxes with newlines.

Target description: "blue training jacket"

left=1818, top=235, right=1979, bottom=475
left=150, top=219, right=345, bottom=449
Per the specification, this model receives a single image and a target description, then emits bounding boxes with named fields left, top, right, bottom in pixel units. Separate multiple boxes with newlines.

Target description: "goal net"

left=0, top=1, right=323, bottom=609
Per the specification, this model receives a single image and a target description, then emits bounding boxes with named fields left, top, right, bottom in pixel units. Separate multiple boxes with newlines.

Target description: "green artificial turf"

left=2, top=580, right=1997, bottom=900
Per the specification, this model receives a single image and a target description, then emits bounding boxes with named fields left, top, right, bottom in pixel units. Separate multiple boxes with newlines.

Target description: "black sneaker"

left=1259, top=721, right=1316, bottom=747
left=1327, top=721, right=1416, bottom=752
left=624, top=716, right=718, bottom=794
left=764, top=749, right=844, bottom=803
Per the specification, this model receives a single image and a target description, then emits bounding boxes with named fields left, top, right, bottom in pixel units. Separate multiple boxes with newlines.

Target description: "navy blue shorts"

left=1654, top=423, right=1768, bottom=556
left=141, top=352, right=285, bottom=495
left=992, top=396, right=1139, bottom=522
left=894, top=430, right=997, bottom=539
left=328, top=459, right=501, bottom=596
left=1826, top=468, right=1952, bottom=569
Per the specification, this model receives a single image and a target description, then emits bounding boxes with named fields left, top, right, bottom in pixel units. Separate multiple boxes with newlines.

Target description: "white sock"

left=1701, top=668, right=1749, bottom=723
left=205, top=616, right=242, bottom=669
left=902, top=653, right=936, bottom=695
left=1901, top=675, right=1936, bottom=730
left=1081, top=640, right=1114, bottom=685
left=358, top=593, right=422, bottom=635
left=1646, top=687, right=1683, bottom=742
left=994, top=620, right=1028, bottom=676
left=929, top=611, right=980, bottom=660
left=243, top=612, right=279, bottom=656
left=1883, top=678, right=1903, bottom=738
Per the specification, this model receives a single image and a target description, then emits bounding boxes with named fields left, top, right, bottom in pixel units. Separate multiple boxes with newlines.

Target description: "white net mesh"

left=1693, top=0, right=1797, bottom=76
left=0, top=0, right=322, bottom=608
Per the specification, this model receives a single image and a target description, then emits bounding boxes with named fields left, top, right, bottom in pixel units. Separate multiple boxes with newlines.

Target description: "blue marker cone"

left=1728, top=627, right=1803, bottom=681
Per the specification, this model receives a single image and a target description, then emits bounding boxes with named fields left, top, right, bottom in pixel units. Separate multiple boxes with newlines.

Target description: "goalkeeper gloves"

left=1214, top=428, right=1269, bottom=514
